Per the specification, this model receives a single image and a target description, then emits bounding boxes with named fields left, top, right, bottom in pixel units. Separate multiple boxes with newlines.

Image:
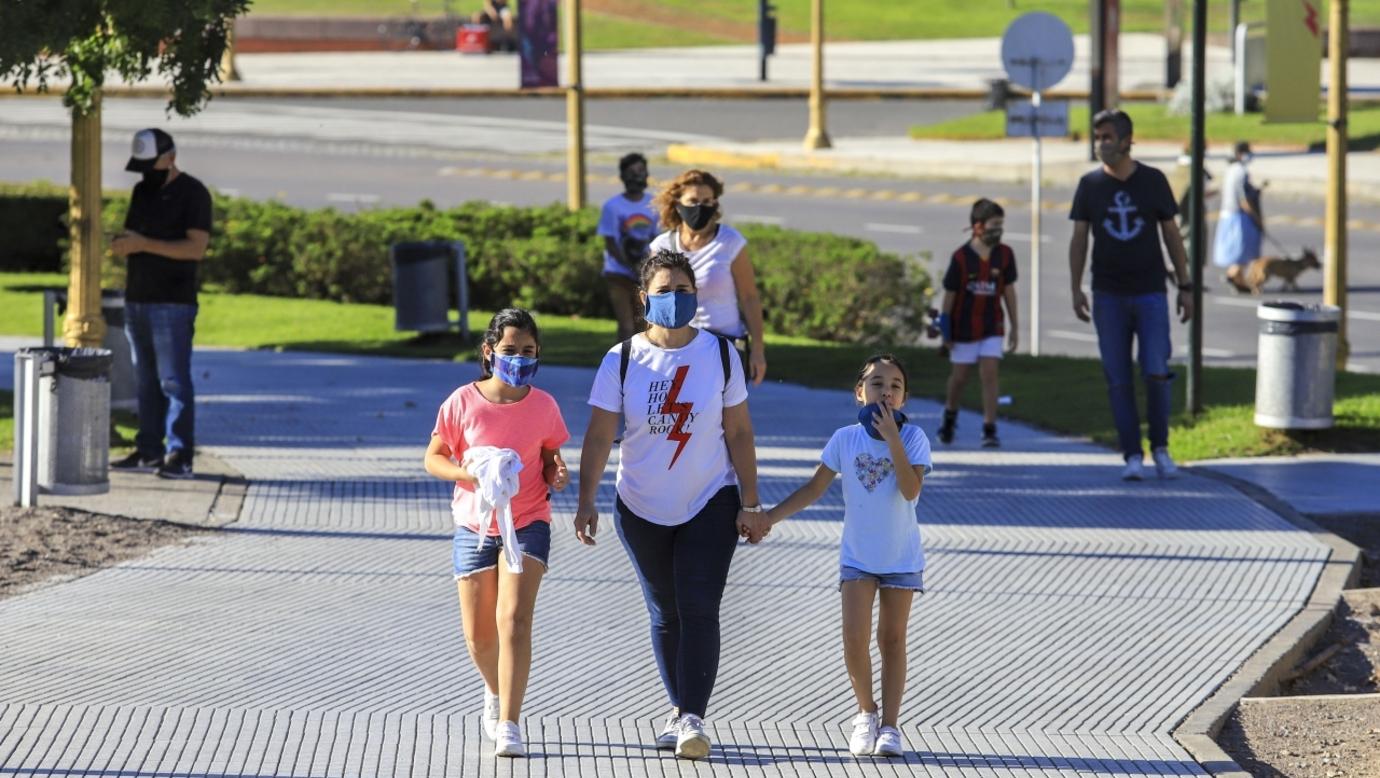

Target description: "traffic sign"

left=1006, top=100, right=1069, bottom=138
left=1001, top=12, right=1075, bottom=92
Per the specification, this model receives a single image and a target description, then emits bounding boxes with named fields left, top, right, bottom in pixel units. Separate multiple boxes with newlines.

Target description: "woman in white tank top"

left=648, top=169, right=768, bottom=385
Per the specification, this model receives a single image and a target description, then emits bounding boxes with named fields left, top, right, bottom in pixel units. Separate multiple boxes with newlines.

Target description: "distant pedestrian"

left=1213, top=141, right=1265, bottom=293
left=574, top=249, right=761, bottom=761
left=109, top=128, right=212, bottom=480
left=759, top=353, right=932, bottom=758
left=936, top=198, right=1019, bottom=448
left=424, top=308, right=571, bottom=759
left=1068, top=110, right=1195, bottom=481
left=649, top=169, right=768, bottom=385
left=597, top=152, right=658, bottom=341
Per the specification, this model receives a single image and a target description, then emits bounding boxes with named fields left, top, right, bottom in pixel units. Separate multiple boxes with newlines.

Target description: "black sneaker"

left=155, top=450, right=194, bottom=480
left=937, top=410, right=957, bottom=444
left=981, top=423, right=1001, bottom=448
left=112, top=451, right=161, bottom=472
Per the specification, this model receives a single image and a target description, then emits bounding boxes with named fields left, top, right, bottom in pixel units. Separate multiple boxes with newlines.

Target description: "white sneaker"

left=493, top=720, right=526, bottom=758
left=848, top=711, right=879, bottom=756
left=482, top=688, right=499, bottom=740
left=674, top=713, right=711, bottom=760
left=1152, top=447, right=1179, bottom=479
left=873, top=725, right=905, bottom=757
left=655, top=710, right=680, bottom=750
left=1121, top=456, right=1145, bottom=481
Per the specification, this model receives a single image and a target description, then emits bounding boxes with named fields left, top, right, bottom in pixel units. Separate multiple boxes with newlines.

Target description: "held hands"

left=573, top=503, right=599, bottom=546
left=737, top=509, right=774, bottom=544
left=110, top=231, right=147, bottom=257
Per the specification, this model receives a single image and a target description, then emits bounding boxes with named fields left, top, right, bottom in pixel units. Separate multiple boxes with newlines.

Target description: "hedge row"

left=0, top=185, right=930, bottom=343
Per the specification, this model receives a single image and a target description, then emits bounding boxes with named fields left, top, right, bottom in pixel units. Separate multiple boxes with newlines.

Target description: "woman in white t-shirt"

left=760, top=354, right=932, bottom=759
left=574, top=249, right=762, bottom=761
left=649, top=169, right=768, bottom=385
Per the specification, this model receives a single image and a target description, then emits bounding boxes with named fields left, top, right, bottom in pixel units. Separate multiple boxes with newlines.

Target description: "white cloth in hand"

left=462, top=446, right=525, bottom=573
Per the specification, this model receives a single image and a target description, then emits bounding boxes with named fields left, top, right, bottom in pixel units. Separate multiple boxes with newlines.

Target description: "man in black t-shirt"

left=1068, top=110, right=1194, bottom=482
left=109, top=128, right=213, bottom=480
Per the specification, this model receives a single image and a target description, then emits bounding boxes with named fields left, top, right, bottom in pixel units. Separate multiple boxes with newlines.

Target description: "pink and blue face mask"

left=492, top=353, right=539, bottom=387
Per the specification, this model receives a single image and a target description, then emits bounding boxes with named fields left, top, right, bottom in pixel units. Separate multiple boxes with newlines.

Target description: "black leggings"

left=614, top=486, right=740, bottom=718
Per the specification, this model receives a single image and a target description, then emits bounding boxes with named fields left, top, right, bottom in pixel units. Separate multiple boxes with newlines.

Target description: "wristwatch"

left=740, top=504, right=764, bottom=513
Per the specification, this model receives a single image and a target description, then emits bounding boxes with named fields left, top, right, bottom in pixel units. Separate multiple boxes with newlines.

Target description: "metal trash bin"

left=390, top=241, right=470, bottom=339
left=43, top=288, right=136, bottom=411
left=1254, top=301, right=1340, bottom=429
left=13, top=347, right=113, bottom=505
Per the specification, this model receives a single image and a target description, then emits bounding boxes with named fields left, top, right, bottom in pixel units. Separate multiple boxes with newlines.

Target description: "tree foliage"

left=0, top=0, right=252, bottom=116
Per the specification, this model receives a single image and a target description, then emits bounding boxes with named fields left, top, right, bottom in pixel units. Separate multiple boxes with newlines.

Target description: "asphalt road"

left=3, top=96, right=1376, bottom=373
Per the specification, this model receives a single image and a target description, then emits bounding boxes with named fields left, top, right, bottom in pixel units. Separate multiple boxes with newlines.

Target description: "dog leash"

left=1261, top=229, right=1292, bottom=256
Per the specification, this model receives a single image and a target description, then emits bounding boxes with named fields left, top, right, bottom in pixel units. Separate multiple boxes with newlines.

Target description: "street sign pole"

left=1003, top=12, right=1072, bottom=358
left=1031, top=83, right=1042, bottom=356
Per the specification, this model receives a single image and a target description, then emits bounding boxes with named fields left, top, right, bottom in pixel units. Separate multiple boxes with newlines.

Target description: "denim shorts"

left=838, top=565, right=924, bottom=592
left=452, top=521, right=551, bottom=578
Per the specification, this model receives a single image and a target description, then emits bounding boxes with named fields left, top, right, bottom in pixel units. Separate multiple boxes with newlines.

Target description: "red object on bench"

left=456, top=24, right=490, bottom=54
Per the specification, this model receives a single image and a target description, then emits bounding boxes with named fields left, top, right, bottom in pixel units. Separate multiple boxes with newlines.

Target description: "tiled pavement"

left=0, top=349, right=1332, bottom=776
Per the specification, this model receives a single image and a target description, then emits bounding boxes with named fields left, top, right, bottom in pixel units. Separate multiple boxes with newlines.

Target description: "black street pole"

left=1089, top=0, right=1105, bottom=161
left=1188, top=0, right=1206, bottom=415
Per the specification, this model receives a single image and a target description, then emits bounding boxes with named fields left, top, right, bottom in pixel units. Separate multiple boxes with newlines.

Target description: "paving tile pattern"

left=0, top=351, right=1330, bottom=776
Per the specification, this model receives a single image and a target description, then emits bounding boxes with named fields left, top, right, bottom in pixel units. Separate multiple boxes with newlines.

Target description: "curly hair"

left=653, top=169, right=724, bottom=231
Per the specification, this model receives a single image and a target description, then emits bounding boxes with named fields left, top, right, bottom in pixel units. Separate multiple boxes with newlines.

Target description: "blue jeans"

left=124, top=302, right=197, bottom=461
left=614, top=485, right=740, bottom=718
left=1092, top=291, right=1174, bottom=459
left=452, top=521, right=552, bottom=578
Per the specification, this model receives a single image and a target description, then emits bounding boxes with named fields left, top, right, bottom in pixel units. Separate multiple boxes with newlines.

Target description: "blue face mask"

left=491, top=353, right=539, bottom=387
left=857, top=402, right=908, bottom=440
left=645, top=290, right=698, bottom=329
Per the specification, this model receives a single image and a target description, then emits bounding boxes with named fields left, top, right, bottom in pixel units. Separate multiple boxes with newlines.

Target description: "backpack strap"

left=618, top=337, right=632, bottom=397
left=718, top=335, right=731, bottom=393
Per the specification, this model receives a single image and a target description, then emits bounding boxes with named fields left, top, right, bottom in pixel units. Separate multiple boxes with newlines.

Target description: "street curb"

left=1170, top=466, right=1363, bottom=777
left=667, top=143, right=782, bottom=171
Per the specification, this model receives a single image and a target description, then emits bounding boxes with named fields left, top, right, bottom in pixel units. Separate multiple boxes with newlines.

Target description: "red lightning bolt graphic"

left=1303, top=1, right=1319, bottom=37
left=661, top=365, right=693, bottom=468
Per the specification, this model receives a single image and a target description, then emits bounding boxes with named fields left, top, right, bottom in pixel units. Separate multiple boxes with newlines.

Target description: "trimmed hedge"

left=2, top=185, right=930, bottom=343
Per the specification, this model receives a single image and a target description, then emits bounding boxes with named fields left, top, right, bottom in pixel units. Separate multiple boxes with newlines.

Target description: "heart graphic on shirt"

left=854, top=453, right=895, bottom=492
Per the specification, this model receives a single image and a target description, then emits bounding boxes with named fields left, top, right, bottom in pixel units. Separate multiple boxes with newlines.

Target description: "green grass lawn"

left=910, top=103, right=1380, bottom=150
left=242, top=0, right=1380, bottom=48
left=4, top=273, right=1376, bottom=462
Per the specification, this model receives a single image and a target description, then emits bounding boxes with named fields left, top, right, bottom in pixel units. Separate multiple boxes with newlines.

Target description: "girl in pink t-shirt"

left=424, top=308, right=570, bottom=758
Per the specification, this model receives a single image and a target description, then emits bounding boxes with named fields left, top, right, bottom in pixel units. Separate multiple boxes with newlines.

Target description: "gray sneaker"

left=674, top=713, right=711, bottom=760
left=655, top=710, right=680, bottom=750
left=1152, top=447, right=1180, bottom=479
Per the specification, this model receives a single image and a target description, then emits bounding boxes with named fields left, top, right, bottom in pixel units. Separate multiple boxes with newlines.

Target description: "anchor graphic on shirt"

left=1103, top=191, right=1145, bottom=241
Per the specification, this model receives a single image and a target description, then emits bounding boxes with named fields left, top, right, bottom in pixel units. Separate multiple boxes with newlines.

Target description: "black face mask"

left=622, top=173, right=647, bottom=193
left=142, top=169, right=169, bottom=188
left=676, top=202, right=717, bottom=232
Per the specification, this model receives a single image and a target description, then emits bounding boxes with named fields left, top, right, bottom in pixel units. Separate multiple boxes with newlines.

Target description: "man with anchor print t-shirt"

left=1068, top=109, right=1194, bottom=483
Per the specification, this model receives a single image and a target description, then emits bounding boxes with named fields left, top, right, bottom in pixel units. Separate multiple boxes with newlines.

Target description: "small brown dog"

left=1244, top=248, right=1320, bottom=294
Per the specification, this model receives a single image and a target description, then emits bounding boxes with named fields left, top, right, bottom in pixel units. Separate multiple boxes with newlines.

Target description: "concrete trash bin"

left=1254, top=301, right=1340, bottom=429
left=43, top=288, right=136, bottom=411
left=390, top=241, right=470, bottom=339
left=13, top=347, right=113, bottom=504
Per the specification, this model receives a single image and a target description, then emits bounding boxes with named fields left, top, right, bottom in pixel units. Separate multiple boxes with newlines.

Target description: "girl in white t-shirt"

left=760, top=354, right=932, bottom=759
left=648, top=169, right=768, bottom=385
left=575, top=249, right=762, bottom=761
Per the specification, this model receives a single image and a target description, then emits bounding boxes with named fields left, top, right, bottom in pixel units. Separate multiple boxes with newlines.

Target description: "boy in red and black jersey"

left=937, top=198, right=1019, bottom=447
